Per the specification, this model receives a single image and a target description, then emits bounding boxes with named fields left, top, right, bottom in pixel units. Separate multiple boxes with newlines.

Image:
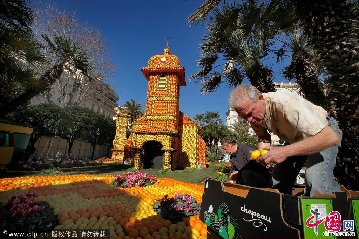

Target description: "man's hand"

left=257, top=146, right=289, bottom=165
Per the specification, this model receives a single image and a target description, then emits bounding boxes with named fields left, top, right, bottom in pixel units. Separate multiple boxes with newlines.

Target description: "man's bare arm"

left=261, top=126, right=340, bottom=164
left=285, top=126, right=339, bottom=156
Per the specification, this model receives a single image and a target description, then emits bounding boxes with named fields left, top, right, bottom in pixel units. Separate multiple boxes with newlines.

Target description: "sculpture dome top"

left=143, top=47, right=183, bottom=71
left=141, top=47, right=185, bottom=85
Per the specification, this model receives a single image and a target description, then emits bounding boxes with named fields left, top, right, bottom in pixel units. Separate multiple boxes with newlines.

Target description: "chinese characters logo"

left=305, top=204, right=356, bottom=237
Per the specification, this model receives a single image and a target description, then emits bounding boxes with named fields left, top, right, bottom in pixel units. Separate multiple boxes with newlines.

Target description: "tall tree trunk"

left=91, top=143, right=96, bottom=160
left=284, top=47, right=328, bottom=108
left=28, top=133, right=40, bottom=148
left=68, top=139, right=74, bottom=159
left=295, top=0, right=359, bottom=189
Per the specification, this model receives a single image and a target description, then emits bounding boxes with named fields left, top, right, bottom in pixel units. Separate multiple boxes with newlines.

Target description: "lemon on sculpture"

left=250, top=150, right=261, bottom=160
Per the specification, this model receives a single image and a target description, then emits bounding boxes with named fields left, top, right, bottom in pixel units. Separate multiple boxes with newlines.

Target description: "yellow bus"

left=0, top=123, right=33, bottom=166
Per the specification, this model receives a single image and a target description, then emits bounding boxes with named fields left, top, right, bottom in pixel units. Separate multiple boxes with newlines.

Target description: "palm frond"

left=42, top=34, right=90, bottom=74
left=188, top=0, right=221, bottom=25
left=222, top=60, right=244, bottom=87
left=200, top=72, right=222, bottom=93
left=192, top=54, right=218, bottom=79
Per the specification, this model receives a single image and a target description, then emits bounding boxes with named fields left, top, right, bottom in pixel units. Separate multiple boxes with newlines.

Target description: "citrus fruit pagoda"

left=0, top=173, right=207, bottom=239
left=123, top=48, right=206, bottom=170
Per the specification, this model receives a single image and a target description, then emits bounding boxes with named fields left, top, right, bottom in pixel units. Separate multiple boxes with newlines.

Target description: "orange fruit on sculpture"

left=139, top=227, right=149, bottom=237
left=194, top=222, right=203, bottom=231
left=127, top=228, right=139, bottom=238
left=148, top=224, right=157, bottom=233
left=200, top=227, right=207, bottom=236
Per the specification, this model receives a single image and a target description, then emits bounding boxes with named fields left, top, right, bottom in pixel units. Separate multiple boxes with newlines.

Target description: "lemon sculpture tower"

left=129, top=48, right=205, bottom=170
left=111, top=107, right=130, bottom=163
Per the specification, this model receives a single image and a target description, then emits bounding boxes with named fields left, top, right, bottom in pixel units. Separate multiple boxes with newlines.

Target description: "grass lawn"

left=77, top=162, right=227, bottom=184
left=123, top=163, right=223, bottom=184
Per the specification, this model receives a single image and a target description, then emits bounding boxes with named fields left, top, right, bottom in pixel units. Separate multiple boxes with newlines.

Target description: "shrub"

left=159, top=168, right=172, bottom=174
left=38, top=167, right=62, bottom=175
left=153, top=194, right=201, bottom=223
left=214, top=172, right=229, bottom=182
left=215, top=162, right=231, bottom=174
left=207, top=153, right=218, bottom=162
left=113, top=171, right=157, bottom=188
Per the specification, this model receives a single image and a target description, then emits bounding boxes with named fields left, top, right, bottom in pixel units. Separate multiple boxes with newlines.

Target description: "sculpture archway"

left=142, top=140, right=164, bottom=169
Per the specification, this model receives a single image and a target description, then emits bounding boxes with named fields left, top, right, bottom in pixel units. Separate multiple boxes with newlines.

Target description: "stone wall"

left=33, top=136, right=110, bottom=160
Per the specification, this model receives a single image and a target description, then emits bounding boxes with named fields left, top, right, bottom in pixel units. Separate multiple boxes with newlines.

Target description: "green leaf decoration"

left=205, top=217, right=211, bottom=226
left=217, top=208, right=222, bottom=218
left=227, top=222, right=235, bottom=239
left=219, top=226, right=229, bottom=239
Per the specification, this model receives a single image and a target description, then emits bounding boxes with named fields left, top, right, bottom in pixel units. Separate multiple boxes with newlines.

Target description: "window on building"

left=157, top=76, right=167, bottom=90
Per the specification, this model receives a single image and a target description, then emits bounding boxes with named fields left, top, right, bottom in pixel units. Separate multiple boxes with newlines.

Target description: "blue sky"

left=40, top=0, right=289, bottom=122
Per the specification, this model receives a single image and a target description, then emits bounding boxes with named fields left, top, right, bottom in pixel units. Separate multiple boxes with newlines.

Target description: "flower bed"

left=153, top=194, right=201, bottom=223
left=113, top=171, right=157, bottom=188
left=0, top=174, right=207, bottom=238
left=0, top=193, right=57, bottom=233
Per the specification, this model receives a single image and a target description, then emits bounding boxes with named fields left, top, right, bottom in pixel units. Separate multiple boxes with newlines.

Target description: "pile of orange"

left=0, top=174, right=207, bottom=239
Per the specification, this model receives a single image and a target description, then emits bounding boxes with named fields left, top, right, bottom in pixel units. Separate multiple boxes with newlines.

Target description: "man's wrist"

left=282, top=144, right=297, bottom=158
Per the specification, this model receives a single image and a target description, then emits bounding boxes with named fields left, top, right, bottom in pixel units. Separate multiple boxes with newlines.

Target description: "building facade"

left=30, top=69, right=118, bottom=118
left=29, top=68, right=119, bottom=160
left=274, top=82, right=300, bottom=94
left=81, top=79, right=119, bottom=118
left=226, top=107, right=239, bottom=128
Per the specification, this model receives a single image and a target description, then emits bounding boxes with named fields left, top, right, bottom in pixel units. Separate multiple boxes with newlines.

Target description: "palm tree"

left=194, top=112, right=229, bottom=154
left=294, top=0, right=359, bottom=188
left=0, top=0, right=93, bottom=118
left=0, top=0, right=44, bottom=117
left=123, top=100, right=144, bottom=125
left=191, top=0, right=358, bottom=189
left=229, top=120, right=257, bottom=148
left=283, top=31, right=328, bottom=108
left=0, top=34, right=91, bottom=117
left=189, top=0, right=297, bottom=93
